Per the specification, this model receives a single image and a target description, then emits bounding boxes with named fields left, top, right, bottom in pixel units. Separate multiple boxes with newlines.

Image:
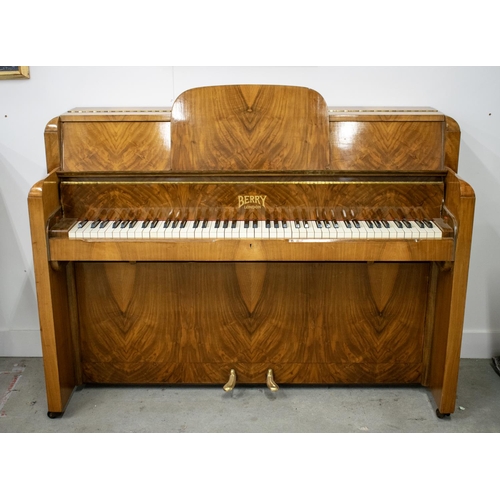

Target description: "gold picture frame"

left=0, top=66, right=30, bottom=80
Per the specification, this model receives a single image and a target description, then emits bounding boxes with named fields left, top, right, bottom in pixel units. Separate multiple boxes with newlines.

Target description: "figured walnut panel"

left=61, top=121, right=171, bottom=171
left=330, top=121, right=445, bottom=171
left=59, top=180, right=445, bottom=221
left=77, top=262, right=428, bottom=385
left=170, top=85, right=330, bottom=171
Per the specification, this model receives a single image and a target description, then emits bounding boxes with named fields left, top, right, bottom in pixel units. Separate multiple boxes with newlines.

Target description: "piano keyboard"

left=68, top=219, right=443, bottom=240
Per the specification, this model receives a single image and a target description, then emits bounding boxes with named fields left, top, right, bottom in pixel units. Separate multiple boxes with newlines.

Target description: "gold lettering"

left=237, top=194, right=268, bottom=208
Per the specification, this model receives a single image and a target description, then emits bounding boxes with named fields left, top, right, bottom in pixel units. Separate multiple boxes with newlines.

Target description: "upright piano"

left=28, top=85, right=475, bottom=418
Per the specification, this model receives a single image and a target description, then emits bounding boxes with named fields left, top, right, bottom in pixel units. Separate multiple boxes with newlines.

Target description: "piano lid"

left=47, top=84, right=453, bottom=174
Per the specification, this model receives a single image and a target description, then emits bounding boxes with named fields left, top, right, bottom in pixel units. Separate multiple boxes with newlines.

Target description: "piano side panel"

left=76, top=262, right=429, bottom=385
left=28, top=172, right=77, bottom=413
left=170, top=85, right=330, bottom=171
left=428, top=171, right=475, bottom=414
left=61, top=121, right=171, bottom=172
left=330, top=121, right=445, bottom=171
left=444, top=116, right=461, bottom=173
left=44, top=117, right=60, bottom=174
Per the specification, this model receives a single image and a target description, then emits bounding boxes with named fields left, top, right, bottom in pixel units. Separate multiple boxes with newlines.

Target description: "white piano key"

left=254, top=221, right=264, bottom=239
left=68, top=221, right=84, bottom=239
left=184, top=220, right=198, bottom=239
left=361, top=221, right=375, bottom=239
left=82, top=221, right=98, bottom=239
left=148, top=220, right=163, bottom=239
left=87, top=224, right=99, bottom=238
left=214, top=220, right=225, bottom=239
left=162, top=221, right=175, bottom=239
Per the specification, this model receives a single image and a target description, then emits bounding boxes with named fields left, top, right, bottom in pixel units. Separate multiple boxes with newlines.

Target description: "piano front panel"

left=77, top=262, right=429, bottom=385
left=61, top=121, right=171, bottom=172
left=330, top=120, right=445, bottom=171
left=58, top=178, right=445, bottom=222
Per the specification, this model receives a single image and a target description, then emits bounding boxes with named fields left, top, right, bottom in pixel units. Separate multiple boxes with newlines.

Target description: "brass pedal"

left=266, top=368, right=279, bottom=392
left=223, top=369, right=237, bottom=392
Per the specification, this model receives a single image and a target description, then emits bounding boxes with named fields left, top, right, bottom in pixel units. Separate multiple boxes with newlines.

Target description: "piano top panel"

left=47, top=85, right=457, bottom=174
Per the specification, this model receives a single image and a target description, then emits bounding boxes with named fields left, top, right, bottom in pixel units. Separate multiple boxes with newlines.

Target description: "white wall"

left=1, top=66, right=499, bottom=358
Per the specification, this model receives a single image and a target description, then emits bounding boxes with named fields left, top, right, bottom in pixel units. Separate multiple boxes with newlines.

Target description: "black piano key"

left=99, top=220, right=109, bottom=229
left=253, top=220, right=258, bottom=229
left=382, top=220, right=390, bottom=229
left=120, top=220, right=129, bottom=229
left=282, top=221, right=288, bottom=228
left=142, top=220, right=150, bottom=228
left=112, top=220, right=121, bottom=229
left=180, top=220, right=187, bottom=229
left=223, top=220, right=229, bottom=229
left=274, top=220, right=279, bottom=229
left=193, top=220, right=200, bottom=228
left=402, top=220, right=412, bottom=228
left=353, top=219, right=361, bottom=229
left=172, top=220, right=179, bottom=228
left=394, top=219, right=403, bottom=229
left=294, top=221, right=300, bottom=229
left=332, top=220, right=339, bottom=228
left=423, top=219, right=434, bottom=228
left=366, top=220, right=374, bottom=228
left=151, top=220, right=159, bottom=228
left=129, top=220, right=138, bottom=228
left=163, top=220, right=171, bottom=228
left=77, top=220, right=88, bottom=229
left=202, top=220, right=208, bottom=229
left=316, top=220, right=322, bottom=228
left=265, top=220, right=271, bottom=229
left=244, top=221, right=250, bottom=229
left=324, top=220, right=331, bottom=228
left=303, top=220, right=309, bottom=228
left=91, top=220, right=100, bottom=229
left=231, top=220, right=237, bottom=229
left=374, top=220, right=382, bottom=229
left=344, top=220, right=352, bottom=228
left=215, top=220, right=221, bottom=228
left=415, top=220, right=425, bottom=228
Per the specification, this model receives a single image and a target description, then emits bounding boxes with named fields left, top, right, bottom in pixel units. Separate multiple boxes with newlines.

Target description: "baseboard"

left=461, top=330, right=500, bottom=359
left=0, top=330, right=42, bottom=357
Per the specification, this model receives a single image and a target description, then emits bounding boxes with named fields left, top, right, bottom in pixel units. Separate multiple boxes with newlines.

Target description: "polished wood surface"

left=29, top=84, right=475, bottom=418
left=329, top=121, right=444, bottom=171
left=28, top=171, right=76, bottom=413
left=170, top=85, right=330, bottom=171
left=57, top=174, right=445, bottom=221
left=77, top=262, right=428, bottom=385
left=62, top=121, right=171, bottom=172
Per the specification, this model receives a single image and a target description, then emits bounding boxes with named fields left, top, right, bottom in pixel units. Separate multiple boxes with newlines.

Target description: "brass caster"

left=223, top=369, right=237, bottom=392
left=266, top=368, right=279, bottom=392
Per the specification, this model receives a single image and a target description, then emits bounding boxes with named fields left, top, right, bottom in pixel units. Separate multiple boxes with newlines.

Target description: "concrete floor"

left=1, top=357, right=499, bottom=432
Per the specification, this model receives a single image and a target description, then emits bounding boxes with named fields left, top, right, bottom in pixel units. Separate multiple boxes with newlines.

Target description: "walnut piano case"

left=28, top=85, right=474, bottom=418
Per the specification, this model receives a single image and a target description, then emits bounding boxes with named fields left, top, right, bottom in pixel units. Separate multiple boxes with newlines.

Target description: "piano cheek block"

left=30, top=84, right=474, bottom=418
